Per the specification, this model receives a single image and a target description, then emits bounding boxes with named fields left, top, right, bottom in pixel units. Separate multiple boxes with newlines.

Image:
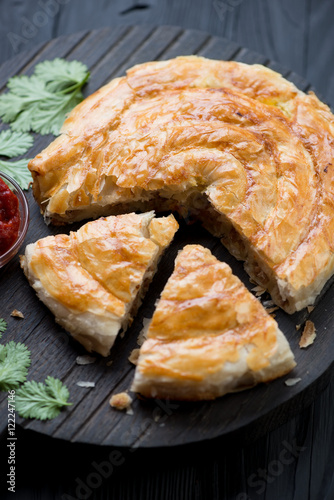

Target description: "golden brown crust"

left=20, top=212, right=178, bottom=356
left=28, top=55, right=334, bottom=313
left=131, top=245, right=296, bottom=401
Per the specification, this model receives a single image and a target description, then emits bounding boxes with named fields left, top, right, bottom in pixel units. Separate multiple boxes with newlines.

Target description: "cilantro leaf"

left=16, top=376, right=72, bottom=420
left=29, top=91, right=84, bottom=136
left=0, top=318, right=7, bottom=337
left=0, top=158, right=32, bottom=189
left=0, top=76, right=49, bottom=125
left=0, top=130, right=33, bottom=158
left=34, top=58, right=90, bottom=93
left=0, top=129, right=33, bottom=189
left=0, top=341, right=31, bottom=391
left=0, top=58, right=90, bottom=136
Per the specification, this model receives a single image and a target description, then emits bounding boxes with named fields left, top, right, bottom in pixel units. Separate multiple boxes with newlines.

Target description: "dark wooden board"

left=2, top=0, right=334, bottom=108
left=0, top=26, right=332, bottom=449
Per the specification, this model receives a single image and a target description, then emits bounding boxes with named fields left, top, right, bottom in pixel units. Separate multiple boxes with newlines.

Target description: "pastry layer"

left=131, top=244, right=296, bottom=401
left=28, top=56, right=334, bottom=313
left=20, top=211, right=178, bottom=356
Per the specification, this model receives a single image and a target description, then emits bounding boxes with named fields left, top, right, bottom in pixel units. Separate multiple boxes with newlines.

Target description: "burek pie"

left=27, top=56, right=334, bottom=314
left=131, top=245, right=296, bottom=401
left=20, top=212, right=178, bottom=356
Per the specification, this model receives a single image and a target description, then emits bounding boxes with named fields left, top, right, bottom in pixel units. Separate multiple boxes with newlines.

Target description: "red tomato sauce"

left=0, top=177, right=20, bottom=255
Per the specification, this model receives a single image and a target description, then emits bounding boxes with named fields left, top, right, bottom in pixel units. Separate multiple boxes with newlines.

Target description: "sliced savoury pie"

left=20, top=211, right=178, bottom=356
left=131, top=244, right=296, bottom=401
left=28, top=56, right=334, bottom=313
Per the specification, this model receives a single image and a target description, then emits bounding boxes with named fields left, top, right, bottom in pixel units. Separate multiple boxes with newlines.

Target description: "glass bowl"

left=0, top=171, right=30, bottom=268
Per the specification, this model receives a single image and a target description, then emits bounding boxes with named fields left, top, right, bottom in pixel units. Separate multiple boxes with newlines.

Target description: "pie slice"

left=131, top=244, right=296, bottom=401
left=28, top=55, right=334, bottom=314
left=20, top=211, right=179, bottom=356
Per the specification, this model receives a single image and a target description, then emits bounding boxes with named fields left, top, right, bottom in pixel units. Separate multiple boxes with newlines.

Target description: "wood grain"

left=1, top=375, right=334, bottom=499
left=0, top=0, right=333, bottom=107
left=0, top=27, right=332, bottom=455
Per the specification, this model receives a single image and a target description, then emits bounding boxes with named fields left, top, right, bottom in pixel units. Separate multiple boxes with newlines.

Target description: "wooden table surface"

left=0, top=1, right=334, bottom=499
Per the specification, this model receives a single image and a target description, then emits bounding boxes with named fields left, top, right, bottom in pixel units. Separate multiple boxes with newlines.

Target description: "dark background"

left=1, top=0, right=334, bottom=107
left=0, top=1, right=334, bottom=499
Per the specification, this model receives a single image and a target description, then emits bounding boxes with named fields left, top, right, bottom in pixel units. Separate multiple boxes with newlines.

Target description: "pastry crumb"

left=137, top=317, right=150, bottom=346
left=307, top=306, right=315, bottom=313
left=252, top=285, right=266, bottom=296
left=76, top=381, right=96, bottom=388
left=296, top=324, right=301, bottom=331
left=137, top=330, right=146, bottom=346
left=266, top=306, right=279, bottom=314
left=128, top=348, right=140, bottom=366
left=285, top=377, right=302, bottom=387
left=11, top=309, right=24, bottom=318
left=106, top=359, right=113, bottom=366
left=126, top=406, right=134, bottom=416
left=110, top=392, right=132, bottom=411
left=299, top=320, right=316, bottom=348
left=76, top=355, right=96, bottom=365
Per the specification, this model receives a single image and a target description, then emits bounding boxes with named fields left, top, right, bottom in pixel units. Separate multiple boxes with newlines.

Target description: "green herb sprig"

left=0, top=130, right=33, bottom=189
left=0, top=316, right=71, bottom=420
left=0, top=318, right=7, bottom=336
left=16, top=376, right=72, bottom=420
left=0, top=341, right=31, bottom=391
left=0, top=58, right=90, bottom=187
left=0, top=58, right=90, bottom=136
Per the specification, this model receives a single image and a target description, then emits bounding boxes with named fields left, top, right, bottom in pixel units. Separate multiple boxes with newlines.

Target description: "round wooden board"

left=0, top=25, right=332, bottom=448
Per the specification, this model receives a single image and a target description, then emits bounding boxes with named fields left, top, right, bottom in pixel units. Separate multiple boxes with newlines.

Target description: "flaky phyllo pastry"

left=20, top=212, right=178, bottom=356
left=29, top=55, right=334, bottom=313
left=131, top=245, right=296, bottom=401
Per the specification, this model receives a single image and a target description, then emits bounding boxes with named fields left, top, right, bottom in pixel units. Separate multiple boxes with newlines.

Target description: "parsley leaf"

left=0, top=130, right=33, bottom=189
left=0, top=318, right=7, bottom=337
left=0, top=130, right=33, bottom=157
left=29, top=91, right=84, bottom=136
left=16, top=376, right=72, bottom=420
left=0, top=76, right=48, bottom=126
left=0, top=159, right=32, bottom=189
left=0, top=58, right=90, bottom=136
left=34, top=58, right=89, bottom=93
left=0, top=341, right=31, bottom=391
left=0, top=334, right=71, bottom=420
